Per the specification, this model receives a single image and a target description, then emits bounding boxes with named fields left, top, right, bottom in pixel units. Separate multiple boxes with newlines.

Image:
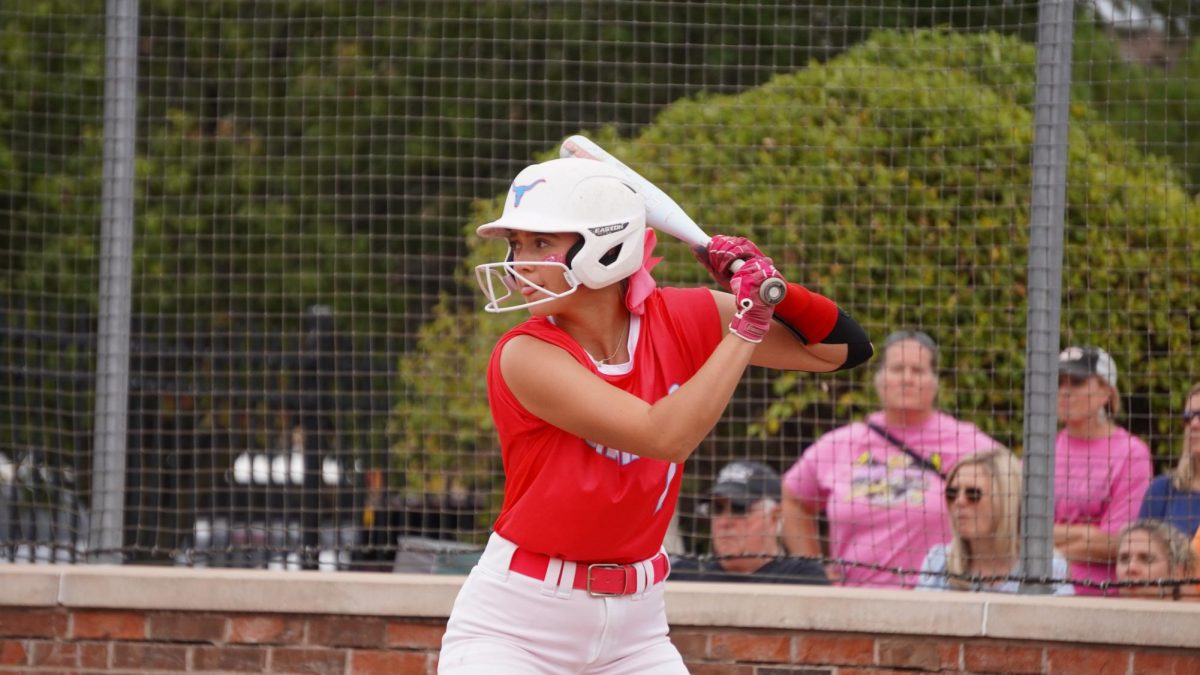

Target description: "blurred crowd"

left=673, top=332, right=1200, bottom=600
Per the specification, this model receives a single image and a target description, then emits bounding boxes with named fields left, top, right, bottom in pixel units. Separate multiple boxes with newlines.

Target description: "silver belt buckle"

left=586, top=563, right=627, bottom=597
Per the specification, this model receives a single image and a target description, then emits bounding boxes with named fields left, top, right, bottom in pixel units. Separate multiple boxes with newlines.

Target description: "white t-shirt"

left=915, top=543, right=1074, bottom=595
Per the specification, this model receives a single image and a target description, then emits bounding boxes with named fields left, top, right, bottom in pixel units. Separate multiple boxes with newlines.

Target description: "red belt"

left=508, top=548, right=670, bottom=596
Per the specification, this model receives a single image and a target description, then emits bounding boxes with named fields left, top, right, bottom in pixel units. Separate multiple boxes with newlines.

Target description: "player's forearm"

left=781, top=493, right=822, bottom=557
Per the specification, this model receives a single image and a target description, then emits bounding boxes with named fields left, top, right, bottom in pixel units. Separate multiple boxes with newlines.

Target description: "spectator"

left=670, top=461, right=827, bottom=584
left=1116, top=519, right=1195, bottom=600
left=1053, top=346, right=1153, bottom=596
left=916, top=450, right=1073, bottom=594
left=781, top=330, right=1002, bottom=588
left=1137, top=383, right=1200, bottom=537
left=1192, top=527, right=1200, bottom=597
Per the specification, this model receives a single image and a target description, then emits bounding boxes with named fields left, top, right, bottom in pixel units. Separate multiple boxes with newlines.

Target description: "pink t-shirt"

left=782, top=411, right=1001, bottom=588
left=1053, top=427, right=1152, bottom=596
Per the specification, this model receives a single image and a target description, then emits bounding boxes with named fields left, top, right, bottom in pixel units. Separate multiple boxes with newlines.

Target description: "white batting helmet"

left=475, top=158, right=647, bottom=312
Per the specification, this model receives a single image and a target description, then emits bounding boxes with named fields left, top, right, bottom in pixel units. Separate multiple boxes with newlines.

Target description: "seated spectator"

left=781, top=330, right=1002, bottom=588
left=1138, top=383, right=1200, bottom=537
left=1193, top=526, right=1200, bottom=597
left=670, top=461, right=827, bottom=584
left=1053, top=346, right=1153, bottom=596
left=1116, top=519, right=1195, bottom=600
left=917, top=450, right=1073, bottom=594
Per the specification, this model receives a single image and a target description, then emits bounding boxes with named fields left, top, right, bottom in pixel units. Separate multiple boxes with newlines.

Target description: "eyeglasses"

left=1183, top=411, right=1200, bottom=424
left=945, top=486, right=984, bottom=504
left=702, top=500, right=750, bottom=517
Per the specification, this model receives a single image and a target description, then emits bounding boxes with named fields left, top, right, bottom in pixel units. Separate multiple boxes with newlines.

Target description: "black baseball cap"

left=1058, top=345, right=1118, bottom=390
left=706, top=461, right=782, bottom=506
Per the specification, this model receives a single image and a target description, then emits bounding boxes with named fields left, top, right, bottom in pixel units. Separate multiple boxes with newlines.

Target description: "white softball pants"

left=438, top=533, right=688, bottom=674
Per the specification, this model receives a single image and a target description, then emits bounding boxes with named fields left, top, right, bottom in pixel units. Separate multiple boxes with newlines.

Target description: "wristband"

left=774, top=282, right=839, bottom=344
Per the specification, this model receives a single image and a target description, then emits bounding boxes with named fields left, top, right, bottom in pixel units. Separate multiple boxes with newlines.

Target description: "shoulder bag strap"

left=866, top=422, right=946, bottom=480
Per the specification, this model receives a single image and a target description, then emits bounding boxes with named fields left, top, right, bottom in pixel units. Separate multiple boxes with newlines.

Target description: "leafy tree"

left=0, top=2, right=105, bottom=296
left=1072, top=15, right=1200, bottom=192
left=394, top=30, right=1199, bottom=532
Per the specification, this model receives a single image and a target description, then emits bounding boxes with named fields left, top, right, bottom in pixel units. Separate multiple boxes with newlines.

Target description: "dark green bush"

left=395, top=29, right=1199, bottom=512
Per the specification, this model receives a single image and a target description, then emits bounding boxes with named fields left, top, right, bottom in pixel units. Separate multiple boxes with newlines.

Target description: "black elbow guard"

left=837, top=339, right=875, bottom=371
left=823, top=310, right=873, bottom=371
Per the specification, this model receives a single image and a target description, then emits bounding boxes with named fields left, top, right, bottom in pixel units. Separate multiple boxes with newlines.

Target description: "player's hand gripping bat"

left=559, top=135, right=786, bottom=305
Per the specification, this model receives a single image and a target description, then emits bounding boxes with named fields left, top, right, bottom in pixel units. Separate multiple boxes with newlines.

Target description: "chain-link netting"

left=2, top=1, right=1198, bottom=598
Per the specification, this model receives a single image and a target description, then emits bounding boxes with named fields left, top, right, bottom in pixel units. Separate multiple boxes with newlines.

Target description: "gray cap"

left=707, top=461, right=782, bottom=505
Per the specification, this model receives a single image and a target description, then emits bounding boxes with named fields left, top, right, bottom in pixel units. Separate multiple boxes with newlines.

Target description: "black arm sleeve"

left=773, top=307, right=873, bottom=371
left=826, top=309, right=873, bottom=370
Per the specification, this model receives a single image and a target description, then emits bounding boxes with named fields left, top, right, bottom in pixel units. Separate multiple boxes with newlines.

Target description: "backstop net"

left=1, top=1, right=1197, bottom=594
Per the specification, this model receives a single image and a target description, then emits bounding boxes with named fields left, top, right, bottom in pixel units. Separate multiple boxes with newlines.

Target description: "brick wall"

left=1, top=566, right=1198, bottom=674
left=4, top=608, right=1200, bottom=674
left=675, top=630, right=1200, bottom=674
left=0, top=608, right=444, bottom=674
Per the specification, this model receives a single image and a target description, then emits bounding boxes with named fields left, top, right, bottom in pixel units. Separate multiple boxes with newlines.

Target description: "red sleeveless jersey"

left=486, top=287, right=722, bottom=563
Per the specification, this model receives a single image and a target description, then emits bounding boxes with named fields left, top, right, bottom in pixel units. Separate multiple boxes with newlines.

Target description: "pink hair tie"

left=625, top=229, right=661, bottom=316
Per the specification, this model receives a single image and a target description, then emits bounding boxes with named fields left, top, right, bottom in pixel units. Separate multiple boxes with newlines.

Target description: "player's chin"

left=526, top=296, right=567, bottom=317
left=531, top=287, right=582, bottom=315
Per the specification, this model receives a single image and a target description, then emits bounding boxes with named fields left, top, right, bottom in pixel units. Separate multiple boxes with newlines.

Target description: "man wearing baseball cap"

left=670, top=461, right=827, bottom=584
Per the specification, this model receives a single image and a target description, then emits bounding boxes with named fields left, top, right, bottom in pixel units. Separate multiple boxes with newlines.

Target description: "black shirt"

left=668, top=555, right=829, bottom=585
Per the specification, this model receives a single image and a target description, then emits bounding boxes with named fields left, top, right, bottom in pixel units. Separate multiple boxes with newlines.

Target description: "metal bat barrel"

left=561, top=134, right=787, bottom=306
left=728, top=258, right=787, bottom=305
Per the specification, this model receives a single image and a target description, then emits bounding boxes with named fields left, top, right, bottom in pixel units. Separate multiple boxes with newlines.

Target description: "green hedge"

left=394, top=29, right=1200, bottom=505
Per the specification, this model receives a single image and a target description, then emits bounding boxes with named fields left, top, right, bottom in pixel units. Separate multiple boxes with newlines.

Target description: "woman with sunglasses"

left=917, top=450, right=1073, bottom=594
left=781, top=330, right=1003, bottom=588
left=1053, top=346, right=1152, bottom=596
left=1137, top=383, right=1200, bottom=540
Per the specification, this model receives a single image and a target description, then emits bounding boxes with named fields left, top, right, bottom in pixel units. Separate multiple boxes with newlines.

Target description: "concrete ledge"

left=2, top=566, right=1196, bottom=649
left=981, top=593, right=1200, bottom=648
left=664, top=583, right=986, bottom=637
left=0, top=566, right=63, bottom=607
left=665, top=582, right=1200, bottom=649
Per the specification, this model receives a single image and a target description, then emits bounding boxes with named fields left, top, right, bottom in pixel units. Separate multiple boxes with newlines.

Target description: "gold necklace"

left=594, top=317, right=630, bottom=365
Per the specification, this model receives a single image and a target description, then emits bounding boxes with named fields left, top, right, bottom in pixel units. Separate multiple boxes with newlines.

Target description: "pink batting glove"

left=727, top=256, right=781, bottom=343
left=691, top=235, right=766, bottom=291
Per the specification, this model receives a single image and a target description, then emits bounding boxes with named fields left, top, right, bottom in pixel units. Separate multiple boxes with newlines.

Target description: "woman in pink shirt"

left=781, top=330, right=1002, bottom=588
left=1053, top=346, right=1152, bottom=596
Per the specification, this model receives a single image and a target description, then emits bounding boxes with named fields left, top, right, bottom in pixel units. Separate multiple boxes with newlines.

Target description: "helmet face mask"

left=475, top=158, right=646, bottom=313
left=475, top=260, right=581, bottom=313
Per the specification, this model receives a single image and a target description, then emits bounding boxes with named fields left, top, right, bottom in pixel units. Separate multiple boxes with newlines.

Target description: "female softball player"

left=439, top=157, right=871, bottom=674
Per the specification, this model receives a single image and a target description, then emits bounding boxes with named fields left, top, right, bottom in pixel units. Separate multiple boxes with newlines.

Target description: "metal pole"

left=90, top=0, right=139, bottom=564
left=1020, top=0, right=1074, bottom=594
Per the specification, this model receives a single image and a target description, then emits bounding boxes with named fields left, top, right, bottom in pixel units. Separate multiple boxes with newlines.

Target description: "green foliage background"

left=3, top=2, right=1200, bottom=543
left=0, top=0, right=1053, bottom=485
left=394, top=29, right=1200, bottom=515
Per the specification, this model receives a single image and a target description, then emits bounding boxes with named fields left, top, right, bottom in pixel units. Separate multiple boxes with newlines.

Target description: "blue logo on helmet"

left=511, top=179, right=546, bottom=207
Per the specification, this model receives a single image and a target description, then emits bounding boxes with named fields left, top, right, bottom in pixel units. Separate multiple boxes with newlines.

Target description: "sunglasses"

left=945, top=486, right=985, bottom=504
left=1183, top=411, right=1200, bottom=424
left=703, top=500, right=750, bottom=517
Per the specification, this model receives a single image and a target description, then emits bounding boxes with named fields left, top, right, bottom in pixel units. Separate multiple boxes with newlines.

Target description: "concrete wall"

left=1, top=566, right=1198, bottom=674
